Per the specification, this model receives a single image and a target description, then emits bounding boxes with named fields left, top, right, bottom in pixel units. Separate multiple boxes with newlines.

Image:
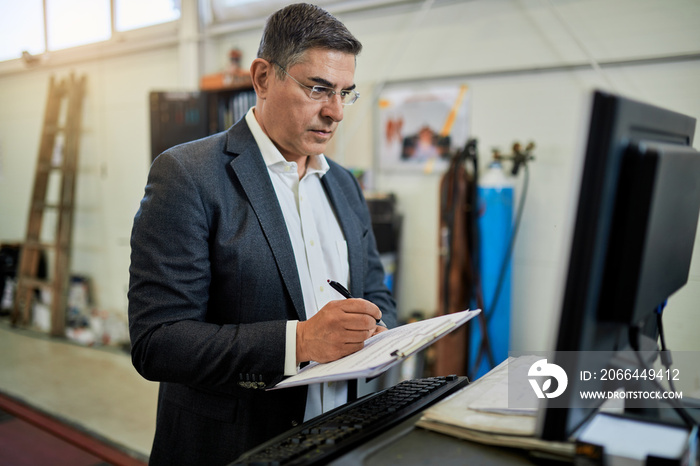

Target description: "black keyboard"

left=231, top=375, right=469, bottom=465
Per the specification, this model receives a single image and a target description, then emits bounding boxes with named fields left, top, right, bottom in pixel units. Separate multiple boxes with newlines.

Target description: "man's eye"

left=340, top=90, right=351, bottom=98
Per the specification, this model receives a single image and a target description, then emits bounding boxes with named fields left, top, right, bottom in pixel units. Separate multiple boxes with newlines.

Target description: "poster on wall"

left=378, top=83, right=471, bottom=173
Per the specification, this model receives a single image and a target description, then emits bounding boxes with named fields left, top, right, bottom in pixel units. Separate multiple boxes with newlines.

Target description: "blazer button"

left=291, top=420, right=298, bottom=427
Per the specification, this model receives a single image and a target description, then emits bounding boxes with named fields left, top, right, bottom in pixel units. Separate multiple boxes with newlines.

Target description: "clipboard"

left=269, top=309, right=480, bottom=390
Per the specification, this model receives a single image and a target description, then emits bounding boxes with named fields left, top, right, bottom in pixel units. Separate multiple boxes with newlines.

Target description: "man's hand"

left=296, top=299, right=383, bottom=364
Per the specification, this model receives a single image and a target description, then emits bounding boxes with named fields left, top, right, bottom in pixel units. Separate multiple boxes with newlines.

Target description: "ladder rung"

left=23, top=241, right=57, bottom=250
left=37, top=163, right=62, bottom=172
left=18, top=277, right=53, bottom=289
left=30, top=201, right=71, bottom=211
left=32, top=202, right=60, bottom=210
left=44, top=124, right=65, bottom=133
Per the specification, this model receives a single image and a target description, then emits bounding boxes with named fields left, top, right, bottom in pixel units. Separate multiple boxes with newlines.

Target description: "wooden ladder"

left=12, top=73, right=87, bottom=337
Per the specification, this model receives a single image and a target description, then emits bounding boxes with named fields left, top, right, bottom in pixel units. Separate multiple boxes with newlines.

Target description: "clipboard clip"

left=389, top=321, right=457, bottom=359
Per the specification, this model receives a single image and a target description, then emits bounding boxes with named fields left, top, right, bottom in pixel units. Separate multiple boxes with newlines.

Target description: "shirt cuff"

left=285, top=320, right=299, bottom=376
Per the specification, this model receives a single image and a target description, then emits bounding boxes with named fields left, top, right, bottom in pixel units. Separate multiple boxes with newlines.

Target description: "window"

left=46, top=0, right=111, bottom=51
left=0, top=0, right=45, bottom=62
left=0, top=0, right=181, bottom=62
left=116, top=0, right=181, bottom=32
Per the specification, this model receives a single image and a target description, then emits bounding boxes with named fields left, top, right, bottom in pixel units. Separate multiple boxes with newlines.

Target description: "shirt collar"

left=245, top=108, right=330, bottom=177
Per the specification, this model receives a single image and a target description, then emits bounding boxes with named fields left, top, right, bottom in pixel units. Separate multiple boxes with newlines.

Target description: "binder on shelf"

left=149, top=91, right=207, bottom=161
left=216, top=90, right=256, bottom=132
left=150, top=70, right=253, bottom=159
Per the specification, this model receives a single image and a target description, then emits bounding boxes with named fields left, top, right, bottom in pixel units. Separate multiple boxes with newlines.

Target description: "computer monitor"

left=537, top=90, right=700, bottom=441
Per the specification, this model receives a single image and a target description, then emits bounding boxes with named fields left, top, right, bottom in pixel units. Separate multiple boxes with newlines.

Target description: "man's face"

left=259, top=48, right=356, bottom=162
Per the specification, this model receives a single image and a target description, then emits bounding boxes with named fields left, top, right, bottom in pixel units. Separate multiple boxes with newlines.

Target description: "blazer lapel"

left=225, top=121, right=306, bottom=321
left=321, top=170, right=366, bottom=298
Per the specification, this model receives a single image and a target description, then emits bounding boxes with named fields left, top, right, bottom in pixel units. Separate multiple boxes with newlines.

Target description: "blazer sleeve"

left=128, top=149, right=287, bottom=390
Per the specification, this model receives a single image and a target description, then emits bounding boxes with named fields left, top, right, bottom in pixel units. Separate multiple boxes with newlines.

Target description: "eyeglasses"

left=273, top=62, right=360, bottom=106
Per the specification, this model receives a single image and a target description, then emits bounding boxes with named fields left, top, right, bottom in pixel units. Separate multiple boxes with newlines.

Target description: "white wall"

left=341, top=0, right=699, bottom=355
left=1, top=0, right=698, bottom=368
left=0, top=47, right=181, bottom=313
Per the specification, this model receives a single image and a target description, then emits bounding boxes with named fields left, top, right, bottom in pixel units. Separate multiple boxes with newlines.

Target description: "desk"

left=330, top=413, right=560, bottom=466
left=235, top=355, right=700, bottom=465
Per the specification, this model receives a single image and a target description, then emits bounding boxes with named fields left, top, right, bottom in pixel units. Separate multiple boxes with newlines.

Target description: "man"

left=128, top=3, right=397, bottom=464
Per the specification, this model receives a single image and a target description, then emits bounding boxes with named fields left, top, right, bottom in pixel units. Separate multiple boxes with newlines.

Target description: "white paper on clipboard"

left=269, top=309, right=480, bottom=390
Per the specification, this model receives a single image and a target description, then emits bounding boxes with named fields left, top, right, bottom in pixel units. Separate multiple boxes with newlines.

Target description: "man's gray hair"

left=257, top=3, right=362, bottom=79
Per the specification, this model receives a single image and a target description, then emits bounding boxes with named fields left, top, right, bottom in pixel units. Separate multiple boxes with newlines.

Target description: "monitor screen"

left=537, top=90, right=700, bottom=441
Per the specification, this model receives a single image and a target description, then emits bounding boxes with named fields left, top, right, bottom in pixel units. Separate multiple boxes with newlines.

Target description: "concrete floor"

left=0, top=319, right=158, bottom=460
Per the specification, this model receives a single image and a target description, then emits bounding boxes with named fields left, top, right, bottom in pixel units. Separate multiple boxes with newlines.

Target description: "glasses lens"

left=308, top=86, right=333, bottom=101
left=344, top=91, right=359, bottom=106
left=308, top=85, right=359, bottom=105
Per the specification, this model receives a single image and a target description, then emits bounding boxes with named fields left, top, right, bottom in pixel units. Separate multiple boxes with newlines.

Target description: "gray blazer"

left=128, top=117, right=396, bottom=465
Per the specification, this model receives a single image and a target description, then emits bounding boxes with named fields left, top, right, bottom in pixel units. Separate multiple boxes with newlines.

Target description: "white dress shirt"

left=245, top=108, right=349, bottom=420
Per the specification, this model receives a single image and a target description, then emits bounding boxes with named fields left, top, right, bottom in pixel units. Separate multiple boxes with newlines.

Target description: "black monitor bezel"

left=538, top=90, right=697, bottom=441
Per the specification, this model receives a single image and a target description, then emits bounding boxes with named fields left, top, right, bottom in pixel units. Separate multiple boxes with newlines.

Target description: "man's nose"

left=321, top=94, right=344, bottom=122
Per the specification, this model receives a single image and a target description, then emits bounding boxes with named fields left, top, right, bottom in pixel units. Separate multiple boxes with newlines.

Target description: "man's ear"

left=250, top=58, right=272, bottom=99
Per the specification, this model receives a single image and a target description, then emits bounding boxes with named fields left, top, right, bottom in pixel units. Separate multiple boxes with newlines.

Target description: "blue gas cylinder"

left=471, top=161, right=513, bottom=378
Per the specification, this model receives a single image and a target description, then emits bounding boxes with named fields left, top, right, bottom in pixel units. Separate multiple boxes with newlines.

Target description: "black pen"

left=327, top=280, right=386, bottom=327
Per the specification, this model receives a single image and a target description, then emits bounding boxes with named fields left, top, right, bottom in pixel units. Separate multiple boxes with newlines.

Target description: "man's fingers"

left=337, top=298, right=382, bottom=322
left=297, top=299, right=386, bottom=364
left=342, top=313, right=379, bottom=331
left=342, top=328, right=374, bottom=344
